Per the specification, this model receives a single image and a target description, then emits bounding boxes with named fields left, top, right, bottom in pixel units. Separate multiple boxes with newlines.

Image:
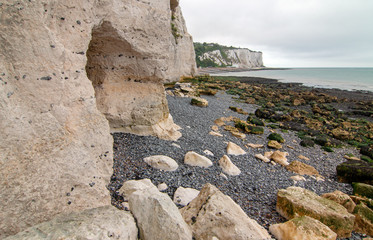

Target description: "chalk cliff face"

left=0, top=0, right=195, bottom=237
left=199, top=48, right=263, bottom=68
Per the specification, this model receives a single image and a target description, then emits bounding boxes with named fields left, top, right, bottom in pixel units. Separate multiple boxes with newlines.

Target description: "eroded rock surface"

left=120, top=179, right=193, bottom=240
left=0, top=0, right=195, bottom=237
left=276, top=186, right=355, bottom=238
left=180, top=183, right=271, bottom=240
left=4, top=206, right=138, bottom=240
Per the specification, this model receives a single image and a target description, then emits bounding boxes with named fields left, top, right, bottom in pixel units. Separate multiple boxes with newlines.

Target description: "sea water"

left=212, top=68, right=373, bottom=93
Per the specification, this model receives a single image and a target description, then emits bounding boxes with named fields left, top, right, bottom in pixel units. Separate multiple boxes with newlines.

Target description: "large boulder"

left=276, top=186, right=355, bottom=238
left=336, top=160, right=373, bottom=184
left=119, top=179, right=192, bottom=240
left=4, top=206, right=138, bottom=240
left=0, top=0, right=196, bottom=237
left=269, top=216, right=337, bottom=240
left=180, top=183, right=271, bottom=240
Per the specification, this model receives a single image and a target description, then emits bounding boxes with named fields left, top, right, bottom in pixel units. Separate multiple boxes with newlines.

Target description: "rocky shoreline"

left=109, top=76, right=373, bottom=239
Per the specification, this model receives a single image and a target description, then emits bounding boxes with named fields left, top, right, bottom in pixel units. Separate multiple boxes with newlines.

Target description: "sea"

left=211, top=68, right=373, bottom=93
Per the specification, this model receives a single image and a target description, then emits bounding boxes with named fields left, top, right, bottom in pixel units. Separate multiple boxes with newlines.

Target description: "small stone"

left=220, top=173, right=228, bottom=180
left=255, top=154, right=270, bottom=163
left=227, top=142, right=246, bottom=156
left=173, top=186, right=200, bottom=206
left=247, top=143, right=264, bottom=149
left=270, top=151, right=289, bottom=166
left=143, top=155, right=178, bottom=171
left=157, top=183, right=168, bottom=192
left=219, top=155, right=241, bottom=176
left=231, top=131, right=246, bottom=139
left=171, top=143, right=181, bottom=148
left=286, top=160, right=320, bottom=176
left=203, top=149, right=214, bottom=156
left=184, top=151, right=213, bottom=168
left=211, top=125, right=219, bottom=131
left=191, top=97, right=208, bottom=107
left=298, top=155, right=310, bottom=161
left=209, top=131, right=223, bottom=137
left=290, top=175, right=306, bottom=182
left=344, top=155, right=360, bottom=161
left=268, top=140, right=282, bottom=149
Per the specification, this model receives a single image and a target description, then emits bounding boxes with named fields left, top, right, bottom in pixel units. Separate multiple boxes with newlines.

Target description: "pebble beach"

left=108, top=80, right=371, bottom=239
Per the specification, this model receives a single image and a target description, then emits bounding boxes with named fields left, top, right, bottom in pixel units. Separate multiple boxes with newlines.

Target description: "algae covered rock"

left=268, top=133, right=285, bottom=143
left=191, top=97, right=208, bottom=107
left=269, top=215, right=337, bottom=240
left=353, top=203, right=373, bottom=236
left=336, top=160, right=373, bottom=185
left=353, top=182, right=373, bottom=199
left=276, top=186, right=355, bottom=238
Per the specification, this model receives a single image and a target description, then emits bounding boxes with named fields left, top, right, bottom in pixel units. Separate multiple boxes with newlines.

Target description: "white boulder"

left=184, top=151, right=213, bottom=168
left=144, top=155, right=179, bottom=171
left=219, top=155, right=241, bottom=176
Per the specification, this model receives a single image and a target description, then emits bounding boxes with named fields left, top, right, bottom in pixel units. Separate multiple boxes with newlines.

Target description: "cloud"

left=180, top=0, right=373, bottom=67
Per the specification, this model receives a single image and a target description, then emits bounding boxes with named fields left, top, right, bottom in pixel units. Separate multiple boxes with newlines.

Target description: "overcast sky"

left=180, top=0, right=373, bottom=67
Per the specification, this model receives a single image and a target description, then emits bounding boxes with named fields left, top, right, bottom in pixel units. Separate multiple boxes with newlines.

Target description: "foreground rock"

left=353, top=203, right=373, bottom=236
left=180, top=183, right=271, bottom=240
left=269, top=216, right=337, bottom=240
left=120, top=179, right=192, bottom=240
left=321, top=190, right=356, bottom=213
left=173, top=187, right=200, bottom=206
left=0, top=0, right=195, bottom=237
left=4, top=206, right=138, bottom=240
left=276, top=186, right=355, bottom=238
left=219, top=155, right=241, bottom=176
left=227, top=142, right=247, bottom=156
left=184, top=151, right=213, bottom=168
left=143, top=155, right=179, bottom=171
left=336, top=160, right=373, bottom=184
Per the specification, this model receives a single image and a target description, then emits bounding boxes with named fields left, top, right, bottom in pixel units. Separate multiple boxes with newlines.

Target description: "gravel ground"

left=109, top=92, right=366, bottom=239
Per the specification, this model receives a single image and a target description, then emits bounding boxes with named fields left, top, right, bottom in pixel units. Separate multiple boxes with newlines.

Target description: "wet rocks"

left=184, top=151, right=213, bottom=168
left=269, top=215, right=337, bottom=240
left=180, top=183, right=271, bottom=240
left=276, top=186, right=355, bottom=238
left=144, top=155, right=179, bottom=171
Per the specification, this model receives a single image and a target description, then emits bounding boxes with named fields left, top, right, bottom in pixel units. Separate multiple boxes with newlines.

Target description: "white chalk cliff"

left=0, top=0, right=196, bottom=238
left=200, top=48, right=263, bottom=68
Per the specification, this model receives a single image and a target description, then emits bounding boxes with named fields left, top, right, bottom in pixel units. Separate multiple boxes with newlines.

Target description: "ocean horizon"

left=211, top=67, right=373, bottom=93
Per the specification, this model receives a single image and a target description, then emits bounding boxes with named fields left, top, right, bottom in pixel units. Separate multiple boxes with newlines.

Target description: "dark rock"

left=360, top=145, right=373, bottom=159
left=300, top=138, right=315, bottom=147
left=255, top=108, right=275, bottom=119
left=267, top=133, right=284, bottom=143
left=247, top=116, right=264, bottom=126
left=337, top=160, right=373, bottom=185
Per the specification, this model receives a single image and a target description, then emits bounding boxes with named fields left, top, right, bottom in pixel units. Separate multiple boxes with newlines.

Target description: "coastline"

left=197, top=67, right=291, bottom=75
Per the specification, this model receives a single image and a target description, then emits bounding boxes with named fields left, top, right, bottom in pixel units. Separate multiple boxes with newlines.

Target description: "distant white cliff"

left=194, top=42, right=264, bottom=68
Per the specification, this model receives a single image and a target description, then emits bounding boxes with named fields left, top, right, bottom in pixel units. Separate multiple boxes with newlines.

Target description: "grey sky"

left=180, top=0, right=373, bottom=67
